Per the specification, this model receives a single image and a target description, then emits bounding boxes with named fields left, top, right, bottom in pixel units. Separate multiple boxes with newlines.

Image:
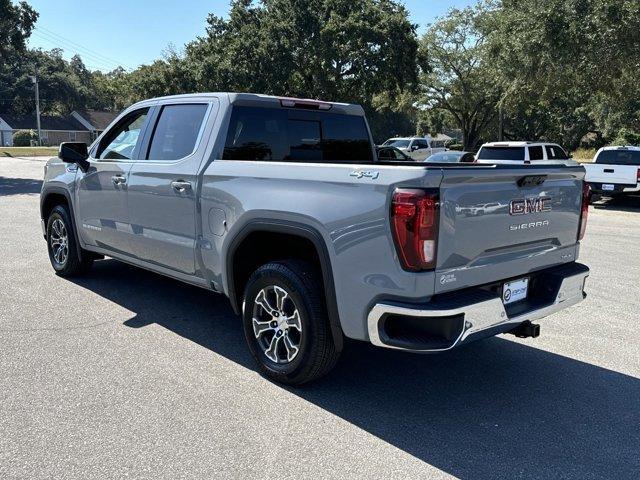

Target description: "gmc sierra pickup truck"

left=584, top=145, right=640, bottom=197
left=40, top=93, right=590, bottom=384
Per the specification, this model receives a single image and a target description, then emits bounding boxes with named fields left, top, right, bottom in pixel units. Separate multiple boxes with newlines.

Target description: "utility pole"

left=498, top=101, right=504, bottom=141
left=29, top=71, right=42, bottom=145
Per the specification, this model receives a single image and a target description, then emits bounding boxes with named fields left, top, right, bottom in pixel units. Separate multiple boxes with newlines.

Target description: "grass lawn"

left=1, top=146, right=58, bottom=158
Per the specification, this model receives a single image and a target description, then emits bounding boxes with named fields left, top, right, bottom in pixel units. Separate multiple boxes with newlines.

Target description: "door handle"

left=604, top=169, right=614, bottom=173
left=171, top=180, right=192, bottom=192
left=111, top=175, right=126, bottom=185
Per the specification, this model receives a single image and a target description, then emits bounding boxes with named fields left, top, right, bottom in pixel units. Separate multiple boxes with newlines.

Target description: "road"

left=1, top=156, right=638, bottom=479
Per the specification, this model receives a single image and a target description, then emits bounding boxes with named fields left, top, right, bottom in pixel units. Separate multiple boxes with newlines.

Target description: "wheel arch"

left=225, top=220, right=343, bottom=351
left=40, top=186, right=84, bottom=261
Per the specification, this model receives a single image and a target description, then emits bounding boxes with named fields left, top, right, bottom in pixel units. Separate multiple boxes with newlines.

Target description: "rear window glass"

left=529, top=146, right=544, bottom=160
left=223, top=106, right=373, bottom=162
left=477, top=146, right=525, bottom=161
left=426, top=152, right=464, bottom=163
left=545, top=144, right=568, bottom=160
left=595, top=149, right=640, bottom=165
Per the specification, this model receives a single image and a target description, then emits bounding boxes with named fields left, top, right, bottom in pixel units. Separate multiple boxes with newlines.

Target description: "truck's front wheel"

left=46, top=205, right=93, bottom=277
left=242, top=260, right=340, bottom=385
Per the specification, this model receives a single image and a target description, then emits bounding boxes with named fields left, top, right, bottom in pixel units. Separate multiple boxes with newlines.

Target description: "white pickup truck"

left=381, top=136, right=447, bottom=161
left=584, top=146, right=640, bottom=196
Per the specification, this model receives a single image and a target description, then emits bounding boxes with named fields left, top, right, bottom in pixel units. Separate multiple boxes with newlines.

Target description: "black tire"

left=242, top=260, right=341, bottom=385
left=46, top=204, right=93, bottom=277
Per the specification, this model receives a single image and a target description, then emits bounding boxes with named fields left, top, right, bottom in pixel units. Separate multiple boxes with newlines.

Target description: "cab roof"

left=481, top=141, right=560, bottom=147
left=131, top=92, right=365, bottom=116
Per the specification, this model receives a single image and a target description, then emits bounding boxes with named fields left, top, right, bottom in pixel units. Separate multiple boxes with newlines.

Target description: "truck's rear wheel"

left=242, top=260, right=340, bottom=385
left=46, top=205, right=93, bottom=277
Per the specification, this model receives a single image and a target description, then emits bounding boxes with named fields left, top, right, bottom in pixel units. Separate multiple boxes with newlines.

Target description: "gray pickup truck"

left=40, top=93, right=590, bottom=384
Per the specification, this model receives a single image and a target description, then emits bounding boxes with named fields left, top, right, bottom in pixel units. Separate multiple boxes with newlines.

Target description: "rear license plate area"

left=502, top=278, right=529, bottom=305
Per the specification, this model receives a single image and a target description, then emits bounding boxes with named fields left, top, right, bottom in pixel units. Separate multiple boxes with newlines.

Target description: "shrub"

left=572, top=148, right=597, bottom=162
left=12, top=129, right=38, bottom=147
left=611, top=128, right=640, bottom=147
left=447, top=143, right=464, bottom=151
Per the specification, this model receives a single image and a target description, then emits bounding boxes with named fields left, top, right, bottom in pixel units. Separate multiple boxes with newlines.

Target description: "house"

left=0, top=110, right=118, bottom=147
left=71, top=110, right=118, bottom=141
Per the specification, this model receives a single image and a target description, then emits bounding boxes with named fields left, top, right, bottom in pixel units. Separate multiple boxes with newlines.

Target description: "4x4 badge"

left=350, top=170, right=379, bottom=180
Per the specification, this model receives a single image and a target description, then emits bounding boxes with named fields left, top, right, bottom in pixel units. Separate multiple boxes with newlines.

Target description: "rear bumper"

left=588, top=182, right=640, bottom=194
left=367, top=262, right=589, bottom=352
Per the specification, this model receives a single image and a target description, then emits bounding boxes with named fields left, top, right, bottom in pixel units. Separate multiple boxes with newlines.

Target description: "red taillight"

left=391, top=189, right=439, bottom=271
left=578, top=181, right=590, bottom=240
left=636, top=168, right=640, bottom=182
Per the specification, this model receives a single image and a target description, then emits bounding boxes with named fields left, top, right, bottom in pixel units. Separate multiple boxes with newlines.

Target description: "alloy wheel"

left=50, top=218, right=69, bottom=266
left=251, top=285, right=303, bottom=364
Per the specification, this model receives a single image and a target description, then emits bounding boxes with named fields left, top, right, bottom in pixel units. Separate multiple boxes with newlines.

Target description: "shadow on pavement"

left=0, top=176, right=43, bottom=196
left=592, top=194, right=640, bottom=212
left=69, top=259, right=639, bottom=479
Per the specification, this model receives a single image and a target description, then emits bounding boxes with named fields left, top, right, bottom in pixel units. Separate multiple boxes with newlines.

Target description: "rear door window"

left=223, top=106, right=373, bottom=162
left=595, top=149, right=640, bottom=165
left=545, top=144, right=568, bottom=160
left=477, top=146, right=525, bottom=160
left=528, top=146, right=544, bottom=160
left=146, top=104, right=208, bottom=160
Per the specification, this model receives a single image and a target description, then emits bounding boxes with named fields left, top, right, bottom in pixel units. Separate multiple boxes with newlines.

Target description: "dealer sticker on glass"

left=502, top=277, right=529, bottom=305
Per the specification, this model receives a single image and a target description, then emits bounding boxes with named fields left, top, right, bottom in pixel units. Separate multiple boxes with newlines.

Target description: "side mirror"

left=58, top=142, right=90, bottom=171
left=410, top=145, right=419, bottom=151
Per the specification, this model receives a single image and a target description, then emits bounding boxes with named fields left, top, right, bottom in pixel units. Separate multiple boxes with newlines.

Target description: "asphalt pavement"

left=1, top=156, right=638, bottom=479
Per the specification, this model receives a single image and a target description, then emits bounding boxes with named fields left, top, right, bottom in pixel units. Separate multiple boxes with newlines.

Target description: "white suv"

left=381, top=136, right=447, bottom=161
left=476, top=141, right=576, bottom=165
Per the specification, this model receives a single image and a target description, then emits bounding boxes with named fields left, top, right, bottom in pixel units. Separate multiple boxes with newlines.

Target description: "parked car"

left=476, top=141, right=576, bottom=165
left=376, top=145, right=412, bottom=161
left=41, top=93, right=590, bottom=385
left=381, top=136, right=447, bottom=161
left=584, top=146, right=640, bottom=197
left=424, top=150, right=475, bottom=163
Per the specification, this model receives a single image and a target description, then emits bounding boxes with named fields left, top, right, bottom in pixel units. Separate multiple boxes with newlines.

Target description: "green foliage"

left=419, top=6, right=500, bottom=150
left=447, top=143, right=464, bottom=151
left=611, top=129, right=640, bottom=147
left=483, top=0, right=640, bottom=149
left=12, top=129, right=38, bottom=147
left=0, top=0, right=38, bottom=59
left=2, top=0, right=640, bottom=150
left=181, top=0, right=420, bottom=137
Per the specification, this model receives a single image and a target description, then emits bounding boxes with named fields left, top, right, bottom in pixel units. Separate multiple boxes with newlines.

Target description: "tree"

left=0, top=0, right=38, bottom=113
left=184, top=0, right=420, bottom=140
left=483, top=0, right=640, bottom=148
left=419, top=6, right=500, bottom=150
left=0, top=0, right=38, bottom=60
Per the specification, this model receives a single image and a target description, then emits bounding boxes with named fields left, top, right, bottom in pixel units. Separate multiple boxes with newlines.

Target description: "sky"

left=25, top=0, right=476, bottom=72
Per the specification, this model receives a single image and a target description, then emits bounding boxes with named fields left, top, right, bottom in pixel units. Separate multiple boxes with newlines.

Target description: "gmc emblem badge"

left=509, top=197, right=551, bottom=215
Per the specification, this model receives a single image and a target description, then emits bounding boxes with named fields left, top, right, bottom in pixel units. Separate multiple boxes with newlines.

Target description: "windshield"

left=477, top=146, right=525, bottom=161
left=383, top=139, right=410, bottom=148
left=595, top=149, right=640, bottom=165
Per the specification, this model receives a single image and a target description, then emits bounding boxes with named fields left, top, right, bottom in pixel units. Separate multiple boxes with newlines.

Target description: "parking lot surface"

left=1, top=156, right=638, bottom=479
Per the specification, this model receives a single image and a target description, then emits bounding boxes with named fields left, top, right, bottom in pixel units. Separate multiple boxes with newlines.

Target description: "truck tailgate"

left=435, top=166, right=584, bottom=294
left=584, top=163, right=638, bottom=185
